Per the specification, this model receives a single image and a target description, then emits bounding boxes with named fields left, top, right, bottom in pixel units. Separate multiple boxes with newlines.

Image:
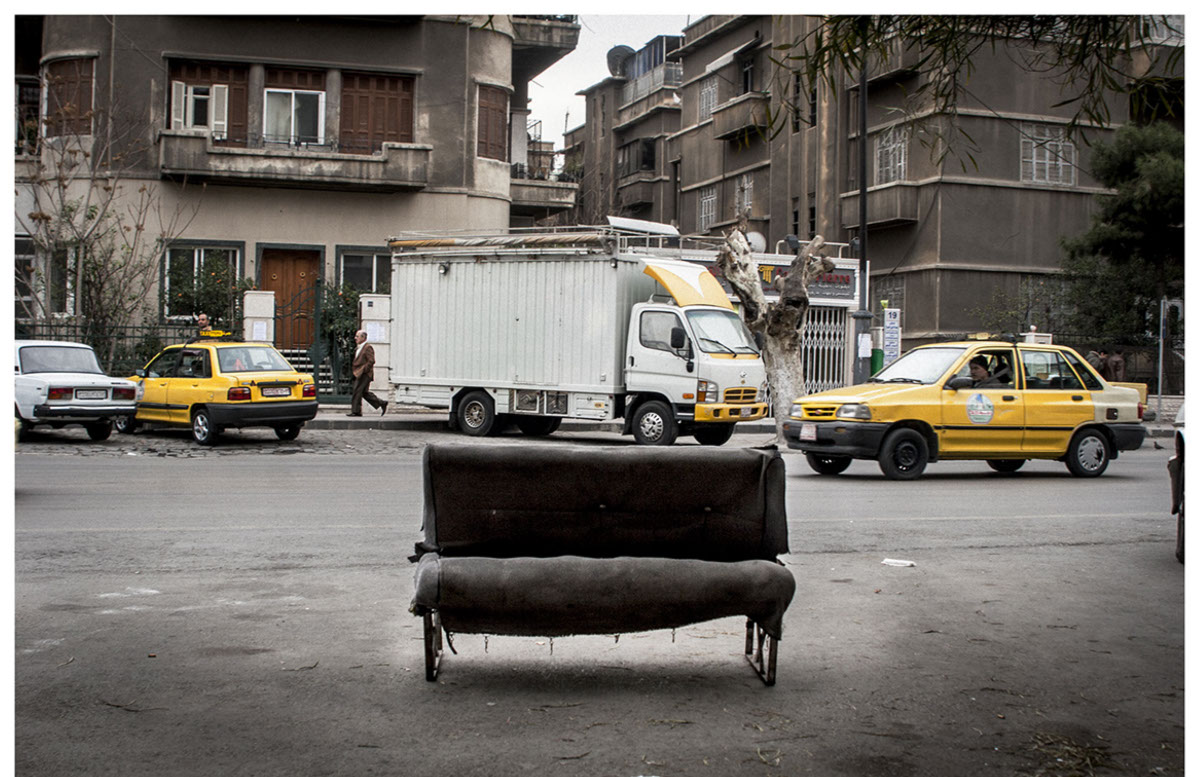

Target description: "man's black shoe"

left=345, top=412, right=362, bottom=417
left=380, top=401, right=389, bottom=416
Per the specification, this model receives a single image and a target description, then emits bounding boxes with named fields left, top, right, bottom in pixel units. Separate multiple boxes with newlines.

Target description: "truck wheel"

left=516, top=416, right=561, bottom=436
left=632, top=401, right=677, bottom=445
left=114, top=415, right=139, bottom=434
left=1065, top=428, right=1110, bottom=477
left=191, top=408, right=220, bottom=446
left=85, top=421, right=113, bottom=441
left=693, top=424, right=735, bottom=446
left=878, top=428, right=928, bottom=480
left=457, top=391, right=496, bottom=436
left=806, top=453, right=852, bottom=475
left=987, top=459, right=1025, bottom=473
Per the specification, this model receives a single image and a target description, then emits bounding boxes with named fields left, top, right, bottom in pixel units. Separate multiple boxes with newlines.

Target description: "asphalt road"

left=13, top=428, right=1185, bottom=776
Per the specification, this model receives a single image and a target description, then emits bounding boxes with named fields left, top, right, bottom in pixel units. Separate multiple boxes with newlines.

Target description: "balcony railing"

left=620, top=63, right=683, bottom=107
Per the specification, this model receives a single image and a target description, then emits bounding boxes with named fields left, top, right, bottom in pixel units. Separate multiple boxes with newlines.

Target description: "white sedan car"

left=15, top=340, right=138, bottom=441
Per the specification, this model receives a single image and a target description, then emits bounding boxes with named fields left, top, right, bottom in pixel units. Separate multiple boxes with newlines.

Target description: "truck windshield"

left=869, top=346, right=966, bottom=384
left=685, top=309, right=759, bottom=355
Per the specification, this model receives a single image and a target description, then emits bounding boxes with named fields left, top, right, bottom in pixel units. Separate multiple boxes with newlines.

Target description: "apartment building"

left=14, top=14, right=579, bottom=346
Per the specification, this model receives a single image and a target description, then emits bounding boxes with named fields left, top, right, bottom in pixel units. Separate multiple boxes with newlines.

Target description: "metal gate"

left=272, top=278, right=354, bottom=402
left=799, top=305, right=848, bottom=395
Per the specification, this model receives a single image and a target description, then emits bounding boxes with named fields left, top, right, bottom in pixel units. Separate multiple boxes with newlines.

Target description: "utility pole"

left=851, top=17, right=873, bottom=384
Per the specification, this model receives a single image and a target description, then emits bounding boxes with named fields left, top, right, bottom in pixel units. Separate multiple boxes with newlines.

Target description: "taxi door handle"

left=1071, top=395, right=1084, bottom=401
left=1002, top=395, right=1016, bottom=402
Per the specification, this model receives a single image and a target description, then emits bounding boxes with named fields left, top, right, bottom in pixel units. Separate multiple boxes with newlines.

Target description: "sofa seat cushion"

left=413, top=554, right=796, bottom=639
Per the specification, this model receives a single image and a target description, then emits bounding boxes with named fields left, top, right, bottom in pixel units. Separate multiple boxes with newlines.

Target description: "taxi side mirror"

left=134, top=369, right=147, bottom=378
left=945, top=376, right=973, bottom=390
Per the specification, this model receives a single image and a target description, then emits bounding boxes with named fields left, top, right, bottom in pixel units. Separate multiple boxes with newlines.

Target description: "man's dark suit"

left=351, top=341, right=386, bottom=416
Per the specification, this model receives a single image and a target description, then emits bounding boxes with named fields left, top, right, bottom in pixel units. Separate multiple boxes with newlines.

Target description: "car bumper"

left=33, top=404, right=136, bottom=421
left=781, top=419, right=890, bottom=457
left=1109, top=423, right=1147, bottom=451
left=694, top=402, right=769, bottom=423
left=207, top=400, right=319, bottom=428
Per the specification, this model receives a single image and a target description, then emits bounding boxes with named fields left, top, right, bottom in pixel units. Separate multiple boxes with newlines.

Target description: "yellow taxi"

left=783, top=341, right=1146, bottom=480
left=116, top=333, right=318, bottom=445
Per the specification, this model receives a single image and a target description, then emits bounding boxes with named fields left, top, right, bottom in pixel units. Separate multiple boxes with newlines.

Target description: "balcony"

left=711, top=92, right=770, bottom=140
left=838, top=183, right=920, bottom=229
left=618, top=178, right=656, bottom=208
left=158, top=130, right=431, bottom=192
left=510, top=164, right=578, bottom=216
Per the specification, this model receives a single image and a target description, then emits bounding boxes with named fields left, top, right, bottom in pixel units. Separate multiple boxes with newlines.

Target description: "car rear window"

left=18, top=345, right=104, bottom=375
left=217, top=346, right=293, bottom=373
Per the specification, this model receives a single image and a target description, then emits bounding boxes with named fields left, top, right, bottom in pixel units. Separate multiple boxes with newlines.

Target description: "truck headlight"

left=697, top=380, right=718, bottom=403
left=836, top=403, right=871, bottom=420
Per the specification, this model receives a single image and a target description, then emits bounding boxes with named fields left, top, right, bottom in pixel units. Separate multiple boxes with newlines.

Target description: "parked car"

left=118, top=334, right=318, bottom=445
left=1168, top=405, right=1184, bottom=563
left=14, top=340, right=138, bottom=441
left=783, top=341, right=1146, bottom=480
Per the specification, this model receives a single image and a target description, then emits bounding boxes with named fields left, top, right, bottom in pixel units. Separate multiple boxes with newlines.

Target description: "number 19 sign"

left=882, top=308, right=902, bottom=367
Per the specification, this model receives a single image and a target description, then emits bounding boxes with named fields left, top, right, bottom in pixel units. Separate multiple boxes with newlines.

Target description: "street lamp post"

left=851, top=19, right=873, bottom=385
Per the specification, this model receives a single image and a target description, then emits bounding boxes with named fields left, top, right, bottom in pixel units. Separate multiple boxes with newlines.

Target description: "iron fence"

left=14, top=320, right=208, bottom=377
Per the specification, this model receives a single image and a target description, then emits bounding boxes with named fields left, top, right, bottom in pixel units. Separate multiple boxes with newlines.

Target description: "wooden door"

left=260, top=248, right=321, bottom=349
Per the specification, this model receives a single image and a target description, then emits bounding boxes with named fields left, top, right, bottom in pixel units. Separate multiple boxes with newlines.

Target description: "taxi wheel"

left=987, top=459, right=1025, bottom=473
left=632, top=401, right=678, bottom=446
left=191, top=408, right=220, bottom=446
left=879, top=429, right=929, bottom=480
left=457, top=391, right=496, bottom=437
left=114, top=415, right=139, bottom=434
left=806, top=453, right=852, bottom=475
left=275, top=425, right=301, bottom=441
left=1065, top=429, right=1110, bottom=477
left=85, top=421, right=113, bottom=441
left=693, top=424, right=735, bottom=446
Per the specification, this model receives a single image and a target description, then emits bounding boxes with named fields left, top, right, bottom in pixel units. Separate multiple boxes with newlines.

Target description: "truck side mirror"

left=670, top=327, right=686, bottom=350
left=945, top=376, right=973, bottom=390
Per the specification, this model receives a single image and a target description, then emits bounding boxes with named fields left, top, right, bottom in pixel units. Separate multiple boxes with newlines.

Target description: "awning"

left=641, top=258, right=733, bottom=310
left=704, top=38, right=758, bottom=74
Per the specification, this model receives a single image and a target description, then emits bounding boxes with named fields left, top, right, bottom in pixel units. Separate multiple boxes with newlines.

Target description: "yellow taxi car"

left=116, top=333, right=318, bottom=445
left=783, top=341, right=1146, bottom=480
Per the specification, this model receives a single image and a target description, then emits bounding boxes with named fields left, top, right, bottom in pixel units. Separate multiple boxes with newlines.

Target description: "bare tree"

left=716, top=219, right=834, bottom=442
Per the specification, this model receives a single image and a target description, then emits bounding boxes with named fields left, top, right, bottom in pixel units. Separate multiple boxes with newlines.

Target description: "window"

left=47, top=248, right=75, bottom=315
left=1021, top=350, right=1084, bottom=390
left=640, top=310, right=685, bottom=354
left=617, top=138, right=656, bottom=178
left=339, top=73, right=415, bottom=155
left=145, top=349, right=181, bottom=379
left=875, top=125, right=907, bottom=184
left=164, top=246, right=239, bottom=319
left=736, top=173, right=754, bottom=219
left=15, top=237, right=36, bottom=317
left=699, top=76, right=718, bottom=121
left=698, top=185, right=717, bottom=231
left=1021, top=124, right=1076, bottom=186
left=171, top=82, right=229, bottom=139
left=44, top=57, right=94, bottom=137
left=341, top=252, right=391, bottom=294
left=16, top=76, right=40, bottom=153
left=265, top=89, right=324, bottom=146
left=740, top=57, right=755, bottom=94
left=170, top=62, right=249, bottom=146
left=478, top=85, right=509, bottom=161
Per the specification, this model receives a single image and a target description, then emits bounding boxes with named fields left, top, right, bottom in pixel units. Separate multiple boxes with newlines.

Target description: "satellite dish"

left=746, top=231, right=768, bottom=253
left=606, top=45, right=635, bottom=77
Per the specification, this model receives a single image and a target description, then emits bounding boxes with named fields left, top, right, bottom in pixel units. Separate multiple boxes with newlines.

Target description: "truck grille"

left=724, top=387, right=757, bottom=404
left=802, top=405, right=839, bottom=419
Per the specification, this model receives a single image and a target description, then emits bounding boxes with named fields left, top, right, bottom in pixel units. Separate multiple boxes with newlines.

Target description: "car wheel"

left=987, top=459, right=1025, bottom=473
left=17, top=419, right=35, bottom=442
left=878, top=428, right=929, bottom=480
left=806, top=452, right=852, bottom=475
left=275, top=425, right=301, bottom=441
left=1176, top=496, right=1184, bottom=564
left=457, top=391, right=497, bottom=437
left=191, top=408, right=220, bottom=446
left=632, top=401, right=678, bottom=446
left=693, top=424, right=735, bottom=446
left=515, top=416, right=561, bottom=437
left=114, top=415, right=139, bottom=434
left=85, top=421, right=113, bottom=441
left=1064, top=428, right=1110, bottom=477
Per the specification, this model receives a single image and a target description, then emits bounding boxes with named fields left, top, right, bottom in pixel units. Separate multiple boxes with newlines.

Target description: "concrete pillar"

left=243, top=290, right=276, bottom=343
left=511, top=107, right=530, bottom=170
left=325, top=69, right=341, bottom=150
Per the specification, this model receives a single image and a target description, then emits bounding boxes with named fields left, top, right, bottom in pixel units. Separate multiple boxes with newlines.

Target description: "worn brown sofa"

left=409, top=443, right=796, bottom=684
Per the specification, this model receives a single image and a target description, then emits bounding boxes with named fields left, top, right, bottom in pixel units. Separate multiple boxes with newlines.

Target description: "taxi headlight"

left=836, top=403, right=871, bottom=420
left=790, top=403, right=805, bottom=419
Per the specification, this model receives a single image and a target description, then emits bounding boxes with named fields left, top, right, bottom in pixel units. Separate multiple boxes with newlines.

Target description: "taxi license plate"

left=76, top=389, right=107, bottom=400
left=739, top=407, right=754, bottom=418
left=261, top=387, right=291, bottom=398
left=799, top=422, right=817, bottom=442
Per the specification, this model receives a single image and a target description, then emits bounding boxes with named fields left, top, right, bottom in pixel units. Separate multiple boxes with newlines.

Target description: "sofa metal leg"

left=744, top=619, right=778, bottom=686
left=424, top=611, right=443, bottom=681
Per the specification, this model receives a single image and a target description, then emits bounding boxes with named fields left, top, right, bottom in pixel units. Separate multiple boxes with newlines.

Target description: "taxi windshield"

left=217, top=346, right=293, bottom=373
left=685, top=309, right=759, bottom=355
left=870, top=346, right=967, bottom=384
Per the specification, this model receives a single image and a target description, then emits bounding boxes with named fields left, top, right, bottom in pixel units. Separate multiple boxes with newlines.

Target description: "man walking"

left=349, top=329, right=388, bottom=417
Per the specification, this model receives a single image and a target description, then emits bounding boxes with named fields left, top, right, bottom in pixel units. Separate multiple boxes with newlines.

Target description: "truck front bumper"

left=694, top=402, right=769, bottom=423
left=781, top=419, right=890, bottom=458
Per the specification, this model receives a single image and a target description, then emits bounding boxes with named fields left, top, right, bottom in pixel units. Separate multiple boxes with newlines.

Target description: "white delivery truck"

left=385, top=225, right=769, bottom=445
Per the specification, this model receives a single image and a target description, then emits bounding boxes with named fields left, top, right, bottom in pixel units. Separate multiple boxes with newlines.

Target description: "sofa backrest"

left=419, top=444, right=788, bottom=561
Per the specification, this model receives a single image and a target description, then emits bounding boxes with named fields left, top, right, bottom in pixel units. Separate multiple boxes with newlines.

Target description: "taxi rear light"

left=227, top=386, right=252, bottom=401
left=47, top=387, right=73, bottom=400
left=302, top=383, right=316, bottom=398
left=113, top=387, right=136, bottom=401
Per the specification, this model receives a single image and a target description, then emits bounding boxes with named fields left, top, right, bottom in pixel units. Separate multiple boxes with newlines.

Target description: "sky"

left=526, top=14, right=692, bottom=146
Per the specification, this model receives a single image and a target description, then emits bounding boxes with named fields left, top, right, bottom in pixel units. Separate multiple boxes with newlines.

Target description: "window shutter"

left=211, top=84, right=228, bottom=139
left=171, top=80, right=186, bottom=130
